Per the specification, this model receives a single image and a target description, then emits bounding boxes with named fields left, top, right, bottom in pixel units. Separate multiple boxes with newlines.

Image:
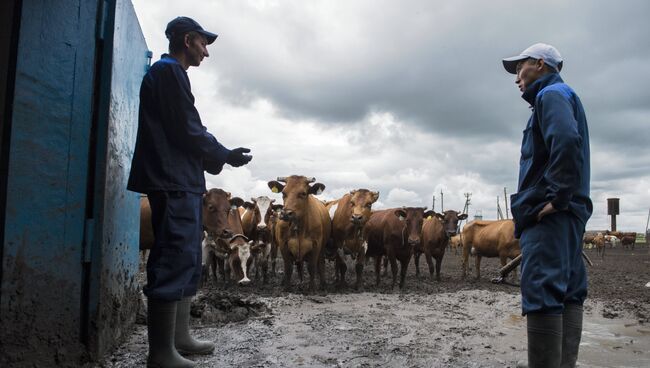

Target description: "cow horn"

left=308, top=177, right=316, bottom=183
left=277, top=176, right=287, bottom=182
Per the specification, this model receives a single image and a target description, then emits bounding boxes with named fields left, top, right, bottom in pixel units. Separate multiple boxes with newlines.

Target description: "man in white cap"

left=504, top=43, right=592, bottom=368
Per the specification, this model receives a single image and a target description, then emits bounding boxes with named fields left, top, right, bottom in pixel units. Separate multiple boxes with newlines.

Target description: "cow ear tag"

left=271, top=186, right=279, bottom=193
left=427, top=215, right=432, bottom=220
left=399, top=215, right=405, bottom=221
left=315, top=187, right=324, bottom=195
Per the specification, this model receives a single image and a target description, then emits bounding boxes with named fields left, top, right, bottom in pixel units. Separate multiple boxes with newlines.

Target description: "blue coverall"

left=509, top=73, right=593, bottom=315
left=128, top=55, right=230, bottom=301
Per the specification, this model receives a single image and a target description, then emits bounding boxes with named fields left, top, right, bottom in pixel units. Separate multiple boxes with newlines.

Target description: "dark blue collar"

left=522, top=73, right=564, bottom=106
left=159, top=53, right=180, bottom=65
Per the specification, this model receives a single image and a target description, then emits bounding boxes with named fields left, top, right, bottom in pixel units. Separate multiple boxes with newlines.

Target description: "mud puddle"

left=101, top=290, right=649, bottom=367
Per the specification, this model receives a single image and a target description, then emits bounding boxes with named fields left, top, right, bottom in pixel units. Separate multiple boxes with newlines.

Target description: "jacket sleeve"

left=157, top=64, right=231, bottom=166
left=536, top=90, right=583, bottom=211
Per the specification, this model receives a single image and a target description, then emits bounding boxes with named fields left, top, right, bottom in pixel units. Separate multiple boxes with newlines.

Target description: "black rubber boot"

left=175, top=297, right=215, bottom=355
left=147, top=299, right=195, bottom=368
left=560, top=304, right=583, bottom=368
left=517, top=313, right=562, bottom=368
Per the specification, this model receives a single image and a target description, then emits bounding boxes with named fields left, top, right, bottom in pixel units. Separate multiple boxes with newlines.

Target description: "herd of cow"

left=583, top=231, right=638, bottom=258
left=139, top=175, right=523, bottom=291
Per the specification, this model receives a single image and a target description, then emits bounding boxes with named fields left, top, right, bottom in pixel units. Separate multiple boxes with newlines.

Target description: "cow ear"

left=230, top=197, right=244, bottom=209
left=243, top=201, right=254, bottom=210
left=268, top=180, right=284, bottom=193
left=435, top=212, right=445, bottom=220
left=371, top=191, right=380, bottom=203
left=424, top=210, right=436, bottom=219
left=272, top=204, right=284, bottom=211
left=309, top=183, right=325, bottom=195
left=394, top=209, right=407, bottom=221
left=270, top=198, right=276, bottom=204
left=458, top=213, right=468, bottom=220
left=250, top=197, right=256, bottom=203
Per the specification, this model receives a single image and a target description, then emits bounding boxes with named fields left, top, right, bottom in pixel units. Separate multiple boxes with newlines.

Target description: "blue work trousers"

left=143, top=191, right=203, bottom=301
left=519, top=211, right=587, bottom=315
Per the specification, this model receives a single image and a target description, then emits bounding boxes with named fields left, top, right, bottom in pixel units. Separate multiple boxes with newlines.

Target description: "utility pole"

left=460, top=192, right=472, bottom=229
left=432, top=195, right=436, bottom=212
left=497, top=196, right=504, bottom=220
left=440, top=190, right=444, bottom=212
left=503, top=187, right=509, bottom=219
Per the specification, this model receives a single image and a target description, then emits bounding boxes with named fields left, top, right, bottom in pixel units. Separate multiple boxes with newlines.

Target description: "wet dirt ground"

left=100, top=246, right=650, bottom=367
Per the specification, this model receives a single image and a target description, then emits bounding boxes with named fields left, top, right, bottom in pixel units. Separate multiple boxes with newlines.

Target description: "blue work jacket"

left=127, top=55, right=230, bottom=194
left=510, top=73, right=593, bottom=237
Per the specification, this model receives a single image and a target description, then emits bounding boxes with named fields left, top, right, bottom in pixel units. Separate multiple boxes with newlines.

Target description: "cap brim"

left=198, top=30, right=218, bottom=44
left=502, top=55, right=528, bottom=74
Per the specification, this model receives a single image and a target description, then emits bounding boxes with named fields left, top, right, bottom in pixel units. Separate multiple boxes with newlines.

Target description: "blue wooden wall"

left=0, top=0, right=147, bottom=365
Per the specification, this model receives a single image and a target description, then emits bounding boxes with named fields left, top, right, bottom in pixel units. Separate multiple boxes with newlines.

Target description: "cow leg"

left=475, top=255, right=482, bottom=280
left=283, top=259, right=293, bottom=290
left=382, top=257, right=389, bottom=277
left=435, top=255, right=443, bottom=281
left=297, top=261, right=304, bottom=283
left=399, top=256, right=409, bottom=289
left=374, top=255, right=383, bottom=286
left=389, top=255, right=399, bottom=289
left=424, top=251, right=435, bottom=281
left=355, top=252, right=365, bottom=291
left=318, top=250, right=327, bottom=291
left=306, top=255, right=316, bottom=293
left=414, top=251, right=421, bottom=277
left=335, top=247, right=348, bottom=287
left=461, top=242, right=470, bottom=279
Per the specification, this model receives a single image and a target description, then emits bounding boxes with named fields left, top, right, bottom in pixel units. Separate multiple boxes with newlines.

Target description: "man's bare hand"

left=537, top=202, right=557, bottom=222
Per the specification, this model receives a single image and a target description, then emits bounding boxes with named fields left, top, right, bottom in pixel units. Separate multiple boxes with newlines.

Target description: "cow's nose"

left=280, top=210, right=294, bottom=220
left=408, top=238, right=420, bottom=246
left=257, top=224, right=267, bottom=231
left=351, top=214, right=363, bottom=224
left=221, top=229, right=233, bottom=238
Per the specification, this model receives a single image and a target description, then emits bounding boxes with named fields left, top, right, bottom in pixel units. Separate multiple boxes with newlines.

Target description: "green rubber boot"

left=147, top=299, right=195, bottom=368
left=175, top=297, right=215, bottom=355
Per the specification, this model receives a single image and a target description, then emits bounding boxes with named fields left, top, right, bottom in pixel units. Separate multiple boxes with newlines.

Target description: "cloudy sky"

left=132, top=0, right=650, bottom=232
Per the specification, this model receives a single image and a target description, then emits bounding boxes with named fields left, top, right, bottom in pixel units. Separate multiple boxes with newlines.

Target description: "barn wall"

left=0, top=0, right=147, bottom=365
left=86, top=0, right=148, bottom=358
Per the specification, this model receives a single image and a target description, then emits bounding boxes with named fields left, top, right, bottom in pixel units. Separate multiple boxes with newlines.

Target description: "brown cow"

left=330, top=189, right=380, bottom=289
left=241, top=196, right=283, bottom=283
left=364, top=207, right=434, bottom=288
left=592, top=232, right=606, bottom=258
left=269, top=176, right=331, bottom=291
left=620, top=232, right=637, bottom=249
left=449, top=234, right=463, bottom=255
left=461, top=219, right=520, bottom=279
left=201, top=188, right=262, bottom=286
left=415, top=210, right=467, bottom=278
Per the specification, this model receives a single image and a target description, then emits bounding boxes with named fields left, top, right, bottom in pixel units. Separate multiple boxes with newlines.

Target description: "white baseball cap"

left=502, top=43, right=563, bottom=74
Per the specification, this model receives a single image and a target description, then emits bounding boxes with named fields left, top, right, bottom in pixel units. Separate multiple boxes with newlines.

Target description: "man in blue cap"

left=504, top=43, right=592, bottom=368
left=128, top=16, right=252, bottom=368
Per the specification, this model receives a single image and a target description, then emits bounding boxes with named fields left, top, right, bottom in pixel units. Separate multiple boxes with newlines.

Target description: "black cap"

left=165, top=16, right=218, bottom=45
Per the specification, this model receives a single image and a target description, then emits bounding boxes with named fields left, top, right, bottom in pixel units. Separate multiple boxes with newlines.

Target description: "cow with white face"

left=241, top=196, right=283, bottom=283
left=201, top=188, right=262, bottom=286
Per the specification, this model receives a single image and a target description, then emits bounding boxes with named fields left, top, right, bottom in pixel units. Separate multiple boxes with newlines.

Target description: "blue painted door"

left=0, top=0, right=102, bottom=365
left=86, top=0, right=149, bottom=358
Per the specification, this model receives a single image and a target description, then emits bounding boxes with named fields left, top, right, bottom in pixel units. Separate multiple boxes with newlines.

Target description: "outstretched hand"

left=226, top=147, right=252, bottom=167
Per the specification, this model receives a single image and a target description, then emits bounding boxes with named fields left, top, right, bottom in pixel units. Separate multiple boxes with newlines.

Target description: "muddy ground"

left=99, top=246, right=650, bottom=367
